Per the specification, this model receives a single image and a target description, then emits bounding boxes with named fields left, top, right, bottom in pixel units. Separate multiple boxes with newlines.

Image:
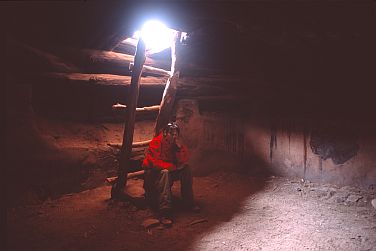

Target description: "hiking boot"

left=159, top=208, right=173, bottom=227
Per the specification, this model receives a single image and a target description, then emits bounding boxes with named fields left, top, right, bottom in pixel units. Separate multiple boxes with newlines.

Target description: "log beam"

left=107, top=139, right=151, bottom=149
left=81, top=49, right=171, bottom=75
left=106, top=170, right=145, bottom=184
left=41, top=72, right=167, bottom=87
left=154, top=32, right=182, bottom=136
left=111, top=38, right=146, bottom=199
left=131, top=140, right=152, bottom=147
left=112, top=103, right=160, bottom=112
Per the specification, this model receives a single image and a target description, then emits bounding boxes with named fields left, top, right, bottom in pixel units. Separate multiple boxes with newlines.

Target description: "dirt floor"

left=7, top=171, right=376, bottom=251
left=6, top=116, right=376, bottom=250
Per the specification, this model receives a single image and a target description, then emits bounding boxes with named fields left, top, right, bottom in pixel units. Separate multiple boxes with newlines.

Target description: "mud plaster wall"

left=175, top=99, right=376, bottom=188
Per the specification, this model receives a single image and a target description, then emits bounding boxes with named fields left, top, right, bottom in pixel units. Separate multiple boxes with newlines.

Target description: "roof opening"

left=122, top=20, right=187, bottom=55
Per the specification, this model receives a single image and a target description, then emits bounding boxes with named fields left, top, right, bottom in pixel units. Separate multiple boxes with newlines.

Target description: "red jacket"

left=142, top=133, right=189, bottom=171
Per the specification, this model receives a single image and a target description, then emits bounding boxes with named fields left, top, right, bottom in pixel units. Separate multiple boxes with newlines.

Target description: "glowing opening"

left=132, top=20, right=176, bottom=54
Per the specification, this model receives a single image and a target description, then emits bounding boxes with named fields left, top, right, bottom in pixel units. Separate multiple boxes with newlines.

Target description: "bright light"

left=133, top=20, right=176, bottom=54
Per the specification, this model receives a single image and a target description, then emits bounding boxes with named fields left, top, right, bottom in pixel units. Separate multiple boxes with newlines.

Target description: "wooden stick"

left=106, top=170, right=145, bottom=184
left=154, top=32, right=182, bottom=136
left=76, top=48, right=171, bottom=74
left=131, top=140, right=152, bottom=147
left=40, top=73, right=166, bottom=87
left=128, top=170, right=145, bottom=179
left=112, top=38, right=146, bottom=198
left=112, top=103, right=160, bottom=112
left=143, top=65, right=171, bottom=77
left=107, top=140, right=151, bottom=149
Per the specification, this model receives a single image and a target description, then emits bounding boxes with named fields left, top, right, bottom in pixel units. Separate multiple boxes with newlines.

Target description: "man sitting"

left=142, top=122, right=199, bottom=225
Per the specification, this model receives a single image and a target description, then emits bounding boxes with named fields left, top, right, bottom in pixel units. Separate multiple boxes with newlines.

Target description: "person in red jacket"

left=143, top=122, right=198, bottom=223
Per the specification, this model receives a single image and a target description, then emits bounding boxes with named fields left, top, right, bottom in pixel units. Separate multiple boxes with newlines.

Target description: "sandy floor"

left=7, top=171, right=376, bottom=251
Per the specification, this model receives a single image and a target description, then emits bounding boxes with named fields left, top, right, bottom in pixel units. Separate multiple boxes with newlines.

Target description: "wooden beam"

left=154, top=32, right=182, bottom=136
left=131, top=140, right=152, bottom=147
left=112, top=103, right=160, bottom=112
left=129, top=64, right=170, bottom=77
left=107, top=139, right=151, bottom=149
left=112, top=38, right=146, bottom=199
left=106, top=170, right=145, bottom=184
left=80, top=49, right=171, bottom=75
left=41, top=73, right=167, bottom=87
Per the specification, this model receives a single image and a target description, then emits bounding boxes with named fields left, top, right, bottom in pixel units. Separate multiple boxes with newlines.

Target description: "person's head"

left=163, top=122, right=180, bottom=142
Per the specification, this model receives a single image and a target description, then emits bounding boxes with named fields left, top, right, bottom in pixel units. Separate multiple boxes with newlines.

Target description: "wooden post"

left=154, top=32, right=182, bottom=136
left=111, top=38, right=146, bottom=199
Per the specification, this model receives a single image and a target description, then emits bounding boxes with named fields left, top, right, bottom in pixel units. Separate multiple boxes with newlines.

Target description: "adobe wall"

left=176, top=99, right=376, bottom=188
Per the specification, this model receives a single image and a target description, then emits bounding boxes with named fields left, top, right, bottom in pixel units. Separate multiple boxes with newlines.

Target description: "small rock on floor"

left=142, top=218, right=160, bottom=229
left=371, top=199, right=376, bottom=209
left=346, top=195, right=363, bottom=203
left=189, top=218, right=208, bottom=226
